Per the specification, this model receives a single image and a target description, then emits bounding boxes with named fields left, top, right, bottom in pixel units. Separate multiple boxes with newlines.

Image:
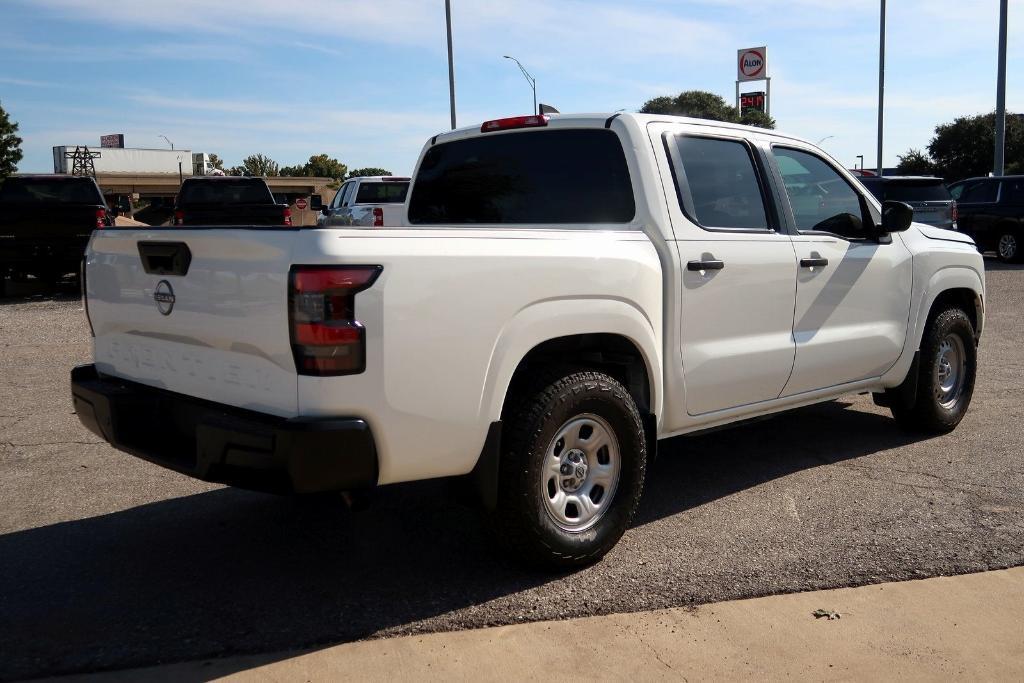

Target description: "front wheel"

left=889, top=308, right=977, bottom=433
left=492, top=369, right=647, bottom=568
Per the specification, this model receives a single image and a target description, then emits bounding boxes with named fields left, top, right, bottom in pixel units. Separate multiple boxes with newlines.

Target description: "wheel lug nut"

left=560, top=463, right=573, bottom=475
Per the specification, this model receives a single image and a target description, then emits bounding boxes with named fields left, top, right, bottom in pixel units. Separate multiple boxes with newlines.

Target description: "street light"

left=158, top=135, right=174, bottom=150
left=503, top=55, right=537, bottom=115
left=816, top=135, right=835, bottom=146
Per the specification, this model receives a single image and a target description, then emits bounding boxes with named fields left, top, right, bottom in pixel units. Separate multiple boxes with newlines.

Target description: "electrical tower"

left=65, top=146, right=101, bottom=178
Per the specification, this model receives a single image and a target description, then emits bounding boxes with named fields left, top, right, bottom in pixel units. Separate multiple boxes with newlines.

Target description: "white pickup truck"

left=72, top=113, right=984, bottom=567
left=315, top=175, right=409, bottom=228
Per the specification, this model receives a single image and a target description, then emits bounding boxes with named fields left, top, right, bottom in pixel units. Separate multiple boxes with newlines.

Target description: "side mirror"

left=309, top=195, right=323, bottom=211
left=320, top=206, right=330, bottom=216
left=881, top=200, right=913, bottom=233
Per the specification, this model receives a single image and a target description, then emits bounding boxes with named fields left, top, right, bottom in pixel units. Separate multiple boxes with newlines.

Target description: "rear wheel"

left=997, top=231, right=1021, bottom=263
left=889, top=308, right=976, bottom=433
left=492, top=369, right=647, bottom=568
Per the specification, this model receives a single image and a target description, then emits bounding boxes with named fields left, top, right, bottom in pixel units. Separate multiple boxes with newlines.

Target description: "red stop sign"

left=295, top=197, right=308, bottom=210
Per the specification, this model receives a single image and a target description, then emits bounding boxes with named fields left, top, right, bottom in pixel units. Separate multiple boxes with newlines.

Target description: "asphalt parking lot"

left=1, top=262, right=1022, bottom=680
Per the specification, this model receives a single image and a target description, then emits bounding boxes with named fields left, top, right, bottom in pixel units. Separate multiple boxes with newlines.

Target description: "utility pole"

left=445, top=0, right=457, bottom=130
left=994, top=0, right=1008, bottom=176
left=876, top=0, right=886, bottom=176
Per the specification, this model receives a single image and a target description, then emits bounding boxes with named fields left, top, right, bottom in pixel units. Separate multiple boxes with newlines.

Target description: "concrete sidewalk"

left=64, top=568, right=1024, bottom=681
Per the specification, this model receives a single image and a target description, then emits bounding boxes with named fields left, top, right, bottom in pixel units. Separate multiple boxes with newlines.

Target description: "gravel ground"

left=1, top=263, right=1022, bottom=679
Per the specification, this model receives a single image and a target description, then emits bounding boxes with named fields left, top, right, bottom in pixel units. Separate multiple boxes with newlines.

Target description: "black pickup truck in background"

left=0, top=175, right=111, bottom=294
left=173, top=177, right=291, bottom=226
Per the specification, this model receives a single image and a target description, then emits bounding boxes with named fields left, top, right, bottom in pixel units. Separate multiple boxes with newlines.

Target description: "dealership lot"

left=1, top=263, right=1022, bottom=679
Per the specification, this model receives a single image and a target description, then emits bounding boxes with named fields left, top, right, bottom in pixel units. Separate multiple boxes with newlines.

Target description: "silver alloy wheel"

left=935, top=333, right=967, bottom=410
left=998, top=233, right=1017, bottom=260
left=541, top=413, right=621, bottom=532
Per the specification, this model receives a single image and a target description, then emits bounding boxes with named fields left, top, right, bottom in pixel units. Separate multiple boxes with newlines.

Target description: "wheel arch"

left=479, top=298, right=663, bottom=425
left=882, top=266, right=983, bottom=387
left=469, top=299, right=662, bottom=510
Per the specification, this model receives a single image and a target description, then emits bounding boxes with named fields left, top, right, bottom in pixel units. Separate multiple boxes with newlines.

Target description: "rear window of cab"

left=408, top=129, right=635, bottom=225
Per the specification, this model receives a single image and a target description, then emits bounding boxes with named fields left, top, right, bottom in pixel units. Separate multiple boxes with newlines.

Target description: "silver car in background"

left=858, top=176, right=957, bottom=231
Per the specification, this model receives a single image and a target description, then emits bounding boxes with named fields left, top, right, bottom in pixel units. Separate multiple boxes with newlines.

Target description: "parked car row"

left=852, top=171, right=1024, bottom=263
left=0, top=173, right=418, bottom=292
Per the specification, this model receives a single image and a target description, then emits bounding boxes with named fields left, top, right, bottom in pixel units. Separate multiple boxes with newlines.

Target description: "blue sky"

left=2, top=0, right=1021, bottom=175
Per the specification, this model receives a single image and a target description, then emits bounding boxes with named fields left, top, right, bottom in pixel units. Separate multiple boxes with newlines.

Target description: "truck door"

left=768, top=145, right=912, bottom=396
left=657, top=128, right=799, bottom=416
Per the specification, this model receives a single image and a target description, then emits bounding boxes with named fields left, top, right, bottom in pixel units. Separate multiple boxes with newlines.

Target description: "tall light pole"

left=876, top=0, right=886, bottom=176
left=994, top=0, right=1008, bottom=176
left=503, top=55, right=537, bottom=115
left=445, top=0, right=457, bottom=130
left=159, top=134, right=174, bottom=150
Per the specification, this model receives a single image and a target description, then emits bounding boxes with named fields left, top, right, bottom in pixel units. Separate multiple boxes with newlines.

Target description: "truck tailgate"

left=85, top=229, right=300, bottom=417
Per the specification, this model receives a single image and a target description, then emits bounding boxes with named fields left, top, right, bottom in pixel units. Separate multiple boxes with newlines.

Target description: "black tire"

left=996, top=229, right=1021, bottom=263
left=890, top=308, right=976, bottom=433
left=492, top=369, right=647, bottom=568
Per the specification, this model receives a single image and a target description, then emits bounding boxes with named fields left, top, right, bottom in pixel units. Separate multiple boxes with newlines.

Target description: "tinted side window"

left=408, top=129, right=635, bottom=225
left=947, top=183, right=965, bottom=201
left=1000, top=179, right=1024, bottom=204
left=773, top=147, right=866, bottom=238
left=333, top=183, right=350, bottom=208
left=961, top=180, right=998, bottom=203
left=671, top=136, right=769, bottom=230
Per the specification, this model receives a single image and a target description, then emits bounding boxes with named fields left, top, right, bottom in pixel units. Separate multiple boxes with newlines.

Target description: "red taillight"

left=480, top=115, right=549, bottom=133
left=951, top=201, right=959, bottom=223
left=283, top=206, right=292, bottom=226
left=174, top=209, right=184, bottom=226
left=289, top=265, right=382, bottom=376
left=96, top=208, right=107, bottom=229
left=372, top=207, right=384, bottom=227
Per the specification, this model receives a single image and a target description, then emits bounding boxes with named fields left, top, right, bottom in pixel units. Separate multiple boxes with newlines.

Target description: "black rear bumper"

left=70, top=364, right=378, bottom=494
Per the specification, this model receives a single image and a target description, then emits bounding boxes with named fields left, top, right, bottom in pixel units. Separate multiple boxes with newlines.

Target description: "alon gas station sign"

left=735, top=46, right=770, bottom=116
left=737, top=47, right=767, bottom=82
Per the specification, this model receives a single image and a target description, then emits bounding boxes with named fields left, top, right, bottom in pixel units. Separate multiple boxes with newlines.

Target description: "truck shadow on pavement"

left=0, top=400, right=927, bottom=679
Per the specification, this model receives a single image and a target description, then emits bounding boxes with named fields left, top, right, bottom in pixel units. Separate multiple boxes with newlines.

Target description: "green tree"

left=639, top=90, right=774, bottom=129
left=739, top=109, right=776, bottom=130
left=927, top=111, right=1023, bottom=182
left=241, top=153, right=279, bottom=177
left=347, top=167, right=391, bottom=178
left=895, top=148, right=935, bottom=176
left=0, top=101, right=24, bottom=179
left=303, top=154, right=347, bottom=180
left=278, top=164, right=303, bottom=177
left=206, top=153, right=226, bottom=171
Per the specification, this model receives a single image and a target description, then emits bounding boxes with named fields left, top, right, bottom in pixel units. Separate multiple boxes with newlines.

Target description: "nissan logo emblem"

left=154, top=279, right=176, bottom=316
